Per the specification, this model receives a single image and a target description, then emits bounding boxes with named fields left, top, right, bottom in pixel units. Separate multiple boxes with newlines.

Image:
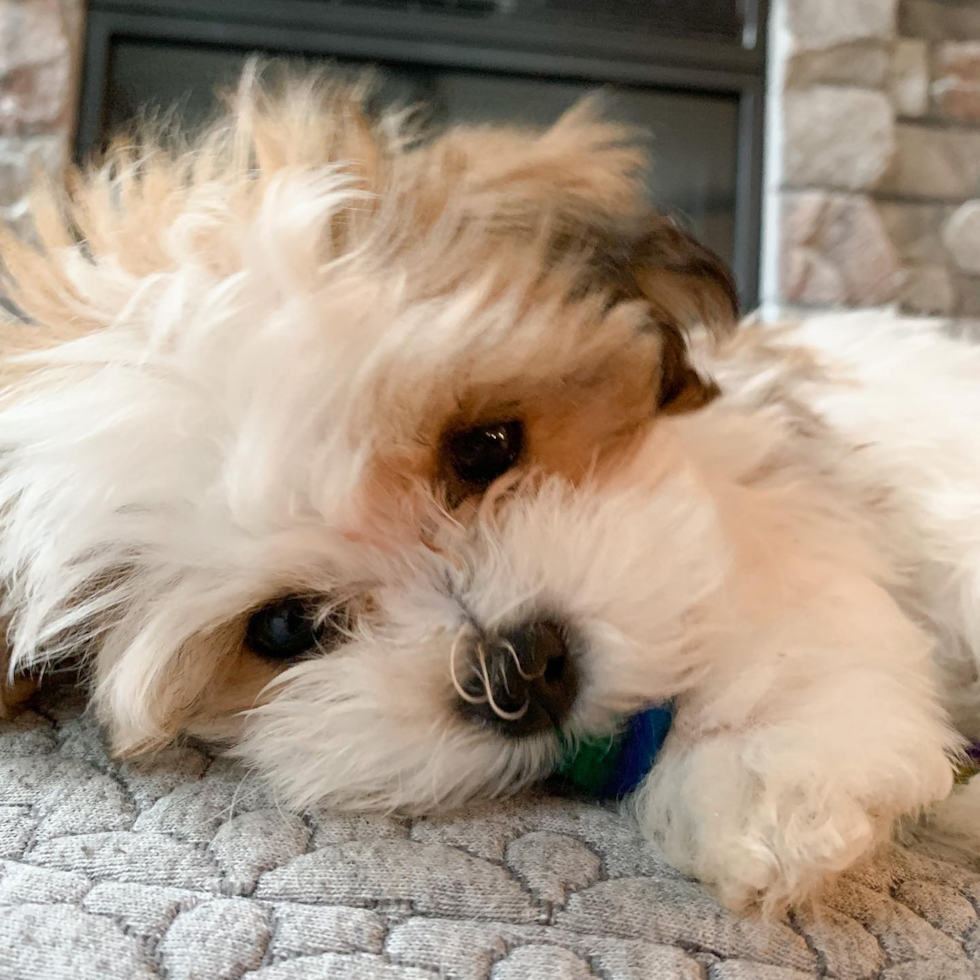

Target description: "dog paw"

left=632, top=735, right=940, bottom=914
left=692, top=792, right=880, bottom=913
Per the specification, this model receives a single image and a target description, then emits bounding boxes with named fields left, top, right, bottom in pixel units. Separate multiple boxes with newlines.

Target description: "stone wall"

left=0, top=0, right=84, bottom=238
left=765, top=0, right=980, bottom=321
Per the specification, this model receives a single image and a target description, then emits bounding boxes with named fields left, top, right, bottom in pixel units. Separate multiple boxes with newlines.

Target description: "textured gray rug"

left=2, top=685, right=979, bottom=980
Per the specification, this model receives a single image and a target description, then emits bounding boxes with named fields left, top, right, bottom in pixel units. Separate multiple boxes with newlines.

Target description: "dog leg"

left=632, top=581, right=958, bottom=913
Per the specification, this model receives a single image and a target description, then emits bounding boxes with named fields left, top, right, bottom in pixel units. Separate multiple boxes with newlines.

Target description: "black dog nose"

left=454, top=619, right=577, bottom=736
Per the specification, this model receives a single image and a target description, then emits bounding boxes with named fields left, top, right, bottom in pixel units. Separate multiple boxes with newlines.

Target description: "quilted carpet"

left=2, top=685, right=979, bottom=980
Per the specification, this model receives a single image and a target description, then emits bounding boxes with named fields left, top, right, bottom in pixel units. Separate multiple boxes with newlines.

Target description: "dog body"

left=704, top=314, right=980, bottom=746
left=0, top=74, right=975, bottom=911
left=638, top=314, right=978, bottom=908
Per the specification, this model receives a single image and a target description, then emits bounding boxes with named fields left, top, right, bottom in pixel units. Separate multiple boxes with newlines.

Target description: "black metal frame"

left=76, top=0, right=768, bottom=305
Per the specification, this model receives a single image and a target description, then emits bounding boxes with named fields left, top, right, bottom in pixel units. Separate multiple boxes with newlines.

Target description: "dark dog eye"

left=446, top=420, right=524, bottom=489
left=246, top=597, right=341, bottom=661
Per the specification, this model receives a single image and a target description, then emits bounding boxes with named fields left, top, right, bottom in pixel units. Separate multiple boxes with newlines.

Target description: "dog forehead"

left=195, top=218, right=662, bottom=504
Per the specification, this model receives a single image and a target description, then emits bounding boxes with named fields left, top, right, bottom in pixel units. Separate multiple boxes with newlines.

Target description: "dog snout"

left=454, top=619, right=578, bottom=736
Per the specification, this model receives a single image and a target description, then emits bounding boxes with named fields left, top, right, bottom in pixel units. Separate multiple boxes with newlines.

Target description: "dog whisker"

left=448, top=622, right=488, bottom=705
left=477, top=640, right=529, bottom=722
left=497, top=637, right=545, bottom=682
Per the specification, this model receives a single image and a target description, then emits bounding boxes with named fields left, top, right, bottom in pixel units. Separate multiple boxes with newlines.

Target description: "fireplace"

left=76, top=0, right=767, bottom=305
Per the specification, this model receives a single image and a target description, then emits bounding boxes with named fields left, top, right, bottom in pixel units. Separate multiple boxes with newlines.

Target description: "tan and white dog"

left=1, top=70, right=976, bottom=913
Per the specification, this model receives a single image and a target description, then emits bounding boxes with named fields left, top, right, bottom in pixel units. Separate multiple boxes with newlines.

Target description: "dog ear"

left=422, top=100, right=738, bottom=414
left=597, top=216, right=739, bottom=414
left=628, top=216, right=740, bottom=339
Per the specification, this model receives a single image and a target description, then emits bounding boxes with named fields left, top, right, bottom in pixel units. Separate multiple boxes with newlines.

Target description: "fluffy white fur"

left=1, top=74, right=977, bottom=913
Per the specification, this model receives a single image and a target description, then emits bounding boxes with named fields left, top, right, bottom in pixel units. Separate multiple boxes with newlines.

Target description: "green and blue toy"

left=555, top=702, right=674, bottom=799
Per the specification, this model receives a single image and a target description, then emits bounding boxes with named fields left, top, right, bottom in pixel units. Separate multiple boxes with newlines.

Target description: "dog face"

left=0, top=73, right=737, bottom=812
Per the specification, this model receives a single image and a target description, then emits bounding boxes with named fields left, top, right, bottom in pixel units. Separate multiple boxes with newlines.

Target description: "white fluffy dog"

left=1, top=71, right=976, bottom=913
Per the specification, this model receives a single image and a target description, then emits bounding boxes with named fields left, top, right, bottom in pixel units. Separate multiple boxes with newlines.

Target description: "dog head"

left=0, top=71, right=737, bottom=811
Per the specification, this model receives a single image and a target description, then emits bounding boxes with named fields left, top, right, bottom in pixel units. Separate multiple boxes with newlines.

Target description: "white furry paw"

left=689, top=791, right=878, bottom=913
left=633, top=733, right=953, bottom=914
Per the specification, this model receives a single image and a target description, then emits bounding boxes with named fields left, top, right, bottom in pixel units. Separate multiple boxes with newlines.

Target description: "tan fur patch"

left=107, top=623, right=282, bottom=756
left=0, top=633, right=37, bottom=720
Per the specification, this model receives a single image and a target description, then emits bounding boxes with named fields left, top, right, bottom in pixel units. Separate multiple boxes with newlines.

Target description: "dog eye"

left=246, top=597, right=341, bottom=661
left=446, top=420, right=524, bottom=489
